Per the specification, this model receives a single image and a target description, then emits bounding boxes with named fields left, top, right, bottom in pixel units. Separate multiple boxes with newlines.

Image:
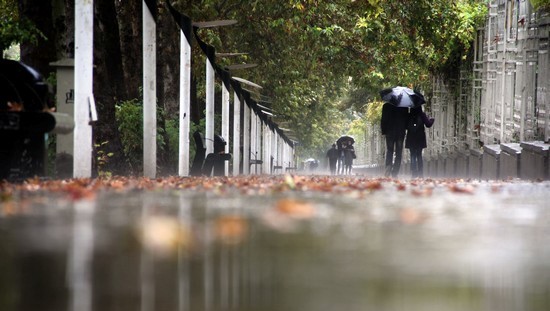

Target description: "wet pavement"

left=0, top=175, right=549, bottom=311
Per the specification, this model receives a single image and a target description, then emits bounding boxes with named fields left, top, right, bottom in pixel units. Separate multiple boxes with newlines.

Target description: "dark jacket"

left=326, top=147, right=339, bottom=160
left=405, top=107, right=434, bottom=149
left=381, top=103, right=409, bottom=138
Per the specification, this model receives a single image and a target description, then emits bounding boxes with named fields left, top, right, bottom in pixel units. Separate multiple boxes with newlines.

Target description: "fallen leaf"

left=215, top=215, right=248, bottom=245
left=448, top=184, right=475, bottom=194
left=275, top=198, right=315, bottom=219
left=138, top=215, right=192, bottom=256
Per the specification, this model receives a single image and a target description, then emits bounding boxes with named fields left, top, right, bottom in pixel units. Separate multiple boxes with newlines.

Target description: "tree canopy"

left=0, top=0, right=44, bottom=58
left=177, top=0, right=487, bottom=156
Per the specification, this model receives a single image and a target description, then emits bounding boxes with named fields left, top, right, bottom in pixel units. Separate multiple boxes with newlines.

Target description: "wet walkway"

left=1, top=175, right=549, bottom=311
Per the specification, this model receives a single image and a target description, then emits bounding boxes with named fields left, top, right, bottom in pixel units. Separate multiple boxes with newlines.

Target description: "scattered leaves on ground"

left=1, top=174, right=533, bottom=209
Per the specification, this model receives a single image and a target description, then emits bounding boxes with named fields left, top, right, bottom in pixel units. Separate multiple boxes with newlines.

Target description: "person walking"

left=326, top=143, right=339, bottom=175
left=405, top=106, right=434, bottom=178
left=343, top=144, right=356, bottom=175
left=381, top=102, right=409, bottom=178
left=337, top=141, right=347, bottom=174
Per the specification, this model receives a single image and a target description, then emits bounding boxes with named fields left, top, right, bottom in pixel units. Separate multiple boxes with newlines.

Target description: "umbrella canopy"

left=337, top=135, right=355, bottom=147
left=380, top=86, right=425, bottom=108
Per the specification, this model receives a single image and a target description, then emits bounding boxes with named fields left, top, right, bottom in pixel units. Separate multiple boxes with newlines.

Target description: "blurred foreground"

left=0, top=175, right=549, bottom=311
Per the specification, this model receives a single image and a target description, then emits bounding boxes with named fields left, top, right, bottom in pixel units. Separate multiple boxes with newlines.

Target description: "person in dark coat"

left=343, top=144, right=355, bottom=175
left=326, top=143, right=339, bottom=175
left=336, top=140, right=347, bottom=174
left=405, top=106, right=434, bottom=178
left=381, top=103, right=409, bottom=177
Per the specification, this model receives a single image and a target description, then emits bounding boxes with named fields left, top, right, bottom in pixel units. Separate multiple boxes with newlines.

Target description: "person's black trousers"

left=385, top=135, right=405, bottom=178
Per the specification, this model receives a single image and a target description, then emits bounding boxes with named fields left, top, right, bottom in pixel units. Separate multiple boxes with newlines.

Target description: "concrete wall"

left=482, top=144, right=501, bottom=180
left=520, top=141, right=549, bottom=180
left=358, top=141, right=549, bottom=181
left=500, top=143, right=521, bottom=178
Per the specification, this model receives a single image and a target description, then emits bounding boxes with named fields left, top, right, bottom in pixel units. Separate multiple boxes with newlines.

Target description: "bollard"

left=482, top=144, right=501, bottom=180
left=436, top=154, right=446, bottom=177
left=520, top=141, right=549, bottom=180
left=469, top=148, right=483, bottom=179
left=445, top=153, right=457, bottom=177
left=429, top=157, right=437, bottom=177
left=500, top=143, right=521, bottom=179
left=455, top=150, right=469, bottom=178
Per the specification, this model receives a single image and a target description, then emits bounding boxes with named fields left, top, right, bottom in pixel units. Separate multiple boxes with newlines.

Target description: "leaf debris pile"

left=0, top=174, right=516, bottom=204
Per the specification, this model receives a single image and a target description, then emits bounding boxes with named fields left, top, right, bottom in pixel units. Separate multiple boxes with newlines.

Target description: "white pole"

left=205, top=59, right=215, bottom=155
left=143, top=1, right=157, bottom=178
left=500, top=0, right=508, bottom=143
left=222, top=84, right=230, bottom=175
left=250, top=111, right=257, bottom=174
left=287, top=142, right=292, bottom=169
left=232, top=92, right=241, bottom=175
left=178, top=30, right=191, bottom=176
left=68, top=200, right=95, bottom=311
left=177, top=195, right=191, bottom=311
left=73, top=0, right=94, bottom=178
left=271, top=128, right=277, bottom=174
left=263, top=123, right=269, bottom=174
left=282, top=142, right=288, bottom=171
left=278, top=135, right=283, bottom=172
left=255, top=115, right=262, bottom=174
left=243, top=103, right=250, bottom=174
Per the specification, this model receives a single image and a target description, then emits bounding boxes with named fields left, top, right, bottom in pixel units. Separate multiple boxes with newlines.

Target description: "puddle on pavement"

left=0, top=181, right=549, bottom=311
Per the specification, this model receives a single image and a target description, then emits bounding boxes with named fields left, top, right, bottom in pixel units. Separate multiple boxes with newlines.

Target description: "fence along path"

left=361, top=0, right=550, bottom=180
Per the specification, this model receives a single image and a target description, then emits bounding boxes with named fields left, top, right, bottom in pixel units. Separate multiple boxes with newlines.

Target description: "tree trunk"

left=93, top=0, right=130, bottom=175
left=157, top=5, right=180, bottom=116
left=18, top=0, right=57, bottom=77
left=156, top=4, right=180, bottom=175
left=115, top=0, right=142, bottom=100
left=52, top=0, right=74, bottom=60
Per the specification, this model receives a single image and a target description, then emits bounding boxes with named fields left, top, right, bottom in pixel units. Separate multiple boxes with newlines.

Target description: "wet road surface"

left=0, top=175, right=549, bottom=311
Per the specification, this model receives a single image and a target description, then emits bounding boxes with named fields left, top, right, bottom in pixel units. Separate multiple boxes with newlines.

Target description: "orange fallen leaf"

left=448, top=184, right=475, bottom=194
left=399, top=207, right=428, bottom=225
left=139, top=216, right=192, bottom=256
left=275, top=198, right=315, bottom=219
left=215, top=215, right=248, bottom=245
left=364, top=181, right=383, bottom=190
left=411, top=187, right=433, bottom=197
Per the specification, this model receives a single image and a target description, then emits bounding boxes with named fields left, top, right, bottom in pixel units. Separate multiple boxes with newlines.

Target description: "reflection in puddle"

left=68, top=199, right=95, bottom=311
left=0, top=182, right=549, bottom=311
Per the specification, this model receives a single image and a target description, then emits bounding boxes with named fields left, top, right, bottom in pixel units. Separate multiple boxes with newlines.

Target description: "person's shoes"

left=384, top=166, right=392, bottom=177
left=392, top=167, right=400, bottom=178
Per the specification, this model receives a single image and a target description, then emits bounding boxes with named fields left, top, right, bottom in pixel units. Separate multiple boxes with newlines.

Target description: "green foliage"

left=0, top=0, right=44, bottom=53
left=173, top=0, right=488, bottom=156
left=164, top=118, right=179, bottom=168
left=116, top=98, right=143, bottom=171
left=366, top=101, right=384, bottom=124
left=530, top=0, right=550, bottom=10
left=348, top=116, right=367, bottom=140
left=95, top=141, right=114, bottom=178
left=456, top=0, right=489, bottom=50
left=116, top=97, right=203, bottom=172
